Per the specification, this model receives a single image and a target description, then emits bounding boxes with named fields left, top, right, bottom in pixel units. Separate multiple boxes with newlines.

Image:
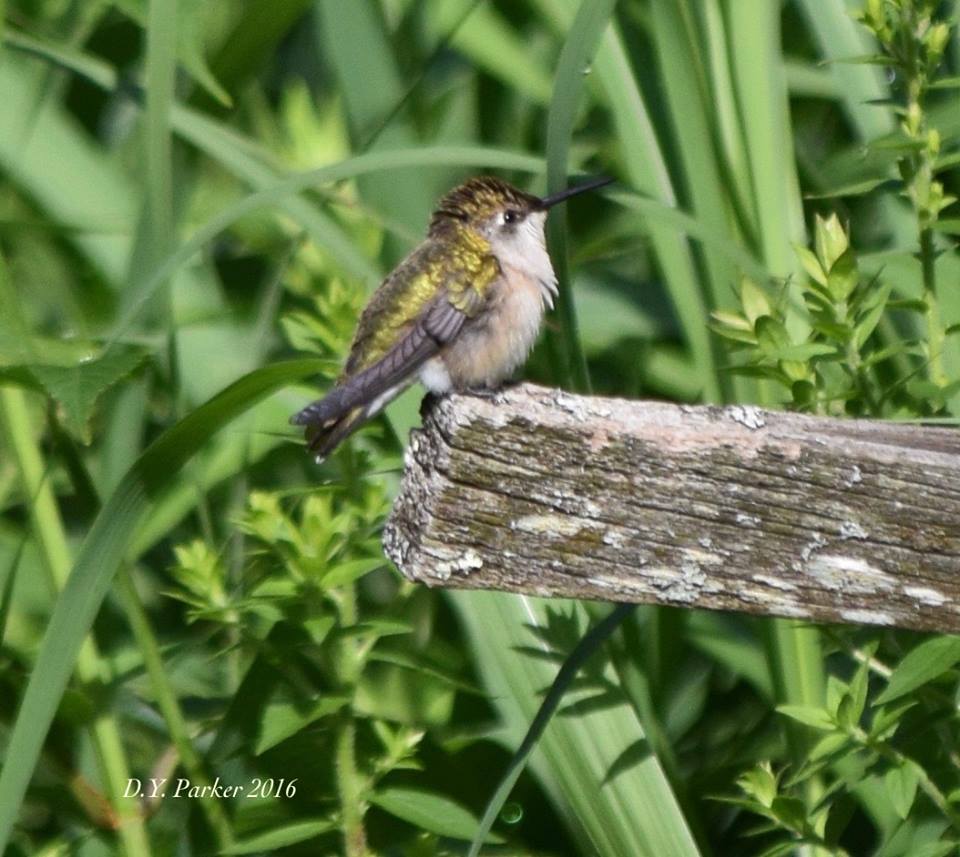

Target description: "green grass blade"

left=454, top=592, right=701, bottom=857
left=425, top=0, right=552, bottom=104
left=610, top=190, right=770, bottom=283
left=648, top=0, right=736, bottom=318
left=171, top=107, right=383, bottom=284
left=467, top=603, right=635, bottom=856
left=0, top=54, right=133, bottom=285
left=0, top=358, right=324, bottom=850
left=316, top=0, right=436, bottom=262
left=700, top=0, right=758, bottom=237
left=794, top=0, right=892, bottom=141
left=144, top=0, right=176, bottom=258
left=725, top=0, right=806, bottom=334
left=205, top=0, right=312, bottom=99
left=544, top=0, right=619, bottom=392
left=594, top=21, right=721, bottom=401
left=532, top=0, right=721, bottom=401
left=109, top=146, right=545, bottom=342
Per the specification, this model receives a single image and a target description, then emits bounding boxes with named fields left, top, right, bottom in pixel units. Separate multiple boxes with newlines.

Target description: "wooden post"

left=383, top=384, right=960, bottom=633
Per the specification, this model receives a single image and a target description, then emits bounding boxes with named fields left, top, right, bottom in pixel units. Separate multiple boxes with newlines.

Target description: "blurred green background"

left=1, top=0, right=960, bottom=855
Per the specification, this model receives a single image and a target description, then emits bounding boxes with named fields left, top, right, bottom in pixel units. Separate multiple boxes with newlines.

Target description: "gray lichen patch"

left=804, top=554, right=897, bottom=594
left=839, top=521, right=869, bottom=540
left=903, top=585, right=949, bottom=606
left=727, top=405, right=767, bottom=430
left=511, top=513, right=597, bottom=538
left=422, top=546, right=484, bottom=581
left=839, top=608, right=896, bottom=627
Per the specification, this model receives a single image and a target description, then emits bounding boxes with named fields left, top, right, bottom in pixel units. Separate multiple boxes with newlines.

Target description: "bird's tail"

left=291, top=380, right=407, bottom=462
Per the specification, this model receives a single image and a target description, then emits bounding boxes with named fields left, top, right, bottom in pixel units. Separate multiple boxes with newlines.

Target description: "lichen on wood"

left=383, top=384, right=960, bottom=633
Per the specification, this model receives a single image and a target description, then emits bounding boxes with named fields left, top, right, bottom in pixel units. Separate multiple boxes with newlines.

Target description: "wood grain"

left=383, top=384, right=960, bottom=632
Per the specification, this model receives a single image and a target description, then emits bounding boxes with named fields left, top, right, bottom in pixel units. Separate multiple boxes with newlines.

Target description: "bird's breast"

left=436, top=266, right=550, bottom=389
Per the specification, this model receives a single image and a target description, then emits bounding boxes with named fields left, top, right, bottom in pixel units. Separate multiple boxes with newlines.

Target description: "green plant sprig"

left=857, top=0, right=958, bottom=391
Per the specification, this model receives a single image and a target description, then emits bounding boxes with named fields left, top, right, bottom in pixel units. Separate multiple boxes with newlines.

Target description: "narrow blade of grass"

left=544, top=0, right=619, bottom=392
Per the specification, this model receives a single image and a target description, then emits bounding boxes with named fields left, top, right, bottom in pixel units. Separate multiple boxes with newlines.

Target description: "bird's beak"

left=537, top=175, right=614, bottom=210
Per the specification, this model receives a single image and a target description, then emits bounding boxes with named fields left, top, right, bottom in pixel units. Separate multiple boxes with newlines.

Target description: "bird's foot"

left=461, top=384, right=510, bottom=404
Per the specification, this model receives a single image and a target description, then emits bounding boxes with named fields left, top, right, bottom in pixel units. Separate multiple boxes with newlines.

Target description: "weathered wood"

left=383, top=384, right=960, bottom=633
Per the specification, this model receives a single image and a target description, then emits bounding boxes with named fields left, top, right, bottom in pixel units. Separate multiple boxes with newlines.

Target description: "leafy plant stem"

left=336, top=713, right=368, bottom=857
left=852, top=725, right=960, bottom=827
left=333, top=580, right=367, bottom=857
left=920, top=226, right=947, bottom=386
left=0, top=385, right=152, bottom=857
left=116, top=568, right=233, bottom=848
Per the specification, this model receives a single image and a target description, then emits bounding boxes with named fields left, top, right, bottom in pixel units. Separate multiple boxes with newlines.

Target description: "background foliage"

left=1, top=0, right=959, bottom=855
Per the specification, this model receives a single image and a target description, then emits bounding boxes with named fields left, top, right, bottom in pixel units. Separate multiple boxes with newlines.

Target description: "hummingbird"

left=291, top=174, right=612, bottom=461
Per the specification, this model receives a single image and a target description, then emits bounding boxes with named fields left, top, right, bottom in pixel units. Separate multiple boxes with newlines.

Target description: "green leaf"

left=887, top=299, right=928, bottom=313
left=875, top=636, right=960, bottom=705
left=255, top=693, right=350, bottom=755
left=809, top=731, right=849, bottom=762
left=222, top=819, right=337, bottom=854
left=0, top=345, right=149, bottom=444
left=847, top=643, right=874, bottom=726
left=740, top=278, right=773, bottom=324
left=776, top=704, right=834, bottom=730
left=929, top=75, right=960, bottom=90
left=885, top=761, right=919, bottom=819
left=804, top=176, right=898, bottom=199
left=754, top=317, right=795, bottom=361
left=738, top=763, right=779, bottom=807
left=370, top=786, right=502, bottom=843
left=0, top=359, right=326, bottom=847
left=771, top=795, right=807, bottom=832
left=934, top=219, right=960, bottom=236
left=771, top=343, right=839, bottom=362
left=795, top=245, right=827, bottom=286
left=366, top=650, right=485, bottom=697
left=854, top=280, right=893, bottom=348
left=320, top=557, right=384, bottom=589
left=815, top=212, right=849, bottom=272
left=827, top=248, right=859, bottom=302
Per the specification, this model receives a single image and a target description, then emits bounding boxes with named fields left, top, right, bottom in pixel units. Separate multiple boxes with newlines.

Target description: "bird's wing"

left=344, top=234, right=496, bottom=376
left=291, top=245, right=497, bottom=431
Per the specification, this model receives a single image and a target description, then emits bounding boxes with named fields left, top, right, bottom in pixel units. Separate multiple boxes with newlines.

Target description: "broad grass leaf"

left=874, top=636, right=960, bottom=705
left=370, top=786, right=502, bottom=843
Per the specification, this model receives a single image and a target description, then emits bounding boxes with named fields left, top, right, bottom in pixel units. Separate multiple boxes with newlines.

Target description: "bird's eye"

left=503, top=209, right=520, bottom=224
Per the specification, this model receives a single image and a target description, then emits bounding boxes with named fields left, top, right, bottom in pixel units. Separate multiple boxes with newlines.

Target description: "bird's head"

left=428, top=175, right=613, bottom=272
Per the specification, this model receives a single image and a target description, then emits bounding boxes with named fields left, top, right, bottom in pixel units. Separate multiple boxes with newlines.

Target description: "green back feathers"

left=343, top=226, right=498, bottom=376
